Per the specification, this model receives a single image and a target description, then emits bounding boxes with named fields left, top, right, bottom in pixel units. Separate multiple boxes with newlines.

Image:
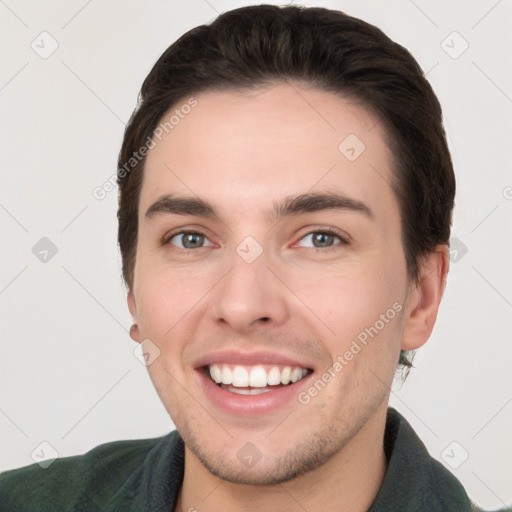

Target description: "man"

left=0, top=4, right=496, bottom=511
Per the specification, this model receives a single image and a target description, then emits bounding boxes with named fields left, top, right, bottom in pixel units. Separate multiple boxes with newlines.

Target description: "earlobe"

left=401, top=245, right=450, bottom=351
left=127, top=290, right=141, bottom=343
left=129, top=323, right=141, bottom=343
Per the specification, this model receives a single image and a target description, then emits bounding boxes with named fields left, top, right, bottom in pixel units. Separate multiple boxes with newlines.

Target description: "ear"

left=401, top=244, right=450, bottom=351
left=127, top=289, right=141, bottom=343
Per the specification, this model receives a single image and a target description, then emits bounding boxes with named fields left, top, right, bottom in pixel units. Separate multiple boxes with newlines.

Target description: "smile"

left=194, top=350, right=315, bottom=416
left=208, top=364, right=310, bottom=395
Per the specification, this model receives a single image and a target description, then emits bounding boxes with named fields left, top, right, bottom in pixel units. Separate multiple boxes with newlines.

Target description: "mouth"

left=204, top=363, right=313, bottom=395
left=194, top=350, right=316, bottom=416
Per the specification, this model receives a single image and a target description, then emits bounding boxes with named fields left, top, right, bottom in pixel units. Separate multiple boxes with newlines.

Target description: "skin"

left=127, top=82, right=449, bottom=512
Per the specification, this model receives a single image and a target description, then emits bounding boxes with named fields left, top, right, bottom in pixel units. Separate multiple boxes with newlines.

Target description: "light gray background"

left=0, top=0, right=511, bottom=509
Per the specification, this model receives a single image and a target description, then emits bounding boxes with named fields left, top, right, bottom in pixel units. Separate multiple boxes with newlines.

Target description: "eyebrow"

left=144, top=192, right=373, bottom=221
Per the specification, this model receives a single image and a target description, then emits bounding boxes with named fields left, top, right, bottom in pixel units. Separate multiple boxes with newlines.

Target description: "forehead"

left=139, top=82, right=397, bottom=222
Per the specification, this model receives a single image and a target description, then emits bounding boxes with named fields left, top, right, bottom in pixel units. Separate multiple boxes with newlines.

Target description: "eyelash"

left=161, top=230, right=209, bottom=250
left=162, top=228, right=349, bottom=253
left=297, top=228, right=349, bottom=253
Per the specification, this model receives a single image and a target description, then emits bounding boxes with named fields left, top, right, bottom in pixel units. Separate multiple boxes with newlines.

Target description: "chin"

left=184, top=427, right=348, bottom=486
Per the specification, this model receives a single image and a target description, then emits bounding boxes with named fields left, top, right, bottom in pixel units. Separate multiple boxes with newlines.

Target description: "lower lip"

left=197, top=369, right=313, bottom=417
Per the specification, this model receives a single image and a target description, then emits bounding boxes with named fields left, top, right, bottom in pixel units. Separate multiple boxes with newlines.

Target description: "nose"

left=208, top=245, right=289, bottom=333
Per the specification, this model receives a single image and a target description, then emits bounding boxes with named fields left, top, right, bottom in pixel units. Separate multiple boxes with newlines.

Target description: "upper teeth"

left=208, top=364, right=309, bottom=388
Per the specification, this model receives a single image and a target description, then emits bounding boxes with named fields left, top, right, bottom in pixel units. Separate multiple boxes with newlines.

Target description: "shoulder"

left=0, top=433, right=175, bottom=512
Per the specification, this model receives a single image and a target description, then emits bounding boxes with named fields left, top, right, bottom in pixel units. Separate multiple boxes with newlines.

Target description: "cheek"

left=285, top=259, right=406, bottom=386
left=290, top=265, right=404, bottom=334
left=135, top=266, right=211, bottom=338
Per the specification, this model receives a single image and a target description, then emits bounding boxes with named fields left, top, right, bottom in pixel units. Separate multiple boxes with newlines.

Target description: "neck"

left=174, top=404, right=389, bottom=512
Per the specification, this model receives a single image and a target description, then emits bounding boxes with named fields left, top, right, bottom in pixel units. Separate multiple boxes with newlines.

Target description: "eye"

left=296, top=229, right=348, bottom=250
left=166, top=230, right=213, bottom=250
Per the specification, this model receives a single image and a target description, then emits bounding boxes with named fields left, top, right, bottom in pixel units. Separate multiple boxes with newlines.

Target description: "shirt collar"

left=368, top=407, right=471, bottom=511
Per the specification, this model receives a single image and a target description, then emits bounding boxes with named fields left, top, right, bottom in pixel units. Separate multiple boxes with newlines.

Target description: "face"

left=128, top=82, right=411, bottom=485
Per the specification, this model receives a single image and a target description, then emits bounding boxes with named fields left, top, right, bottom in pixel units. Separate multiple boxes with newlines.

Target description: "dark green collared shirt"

left=0, top=407, right=484, bottom=511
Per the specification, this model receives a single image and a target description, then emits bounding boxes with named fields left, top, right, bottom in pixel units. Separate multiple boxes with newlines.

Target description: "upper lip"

left=193, top=349, right=315, bottom=370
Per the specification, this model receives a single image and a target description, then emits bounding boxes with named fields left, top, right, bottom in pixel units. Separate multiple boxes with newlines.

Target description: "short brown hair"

left=117, top=5, right=455, bottom=371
